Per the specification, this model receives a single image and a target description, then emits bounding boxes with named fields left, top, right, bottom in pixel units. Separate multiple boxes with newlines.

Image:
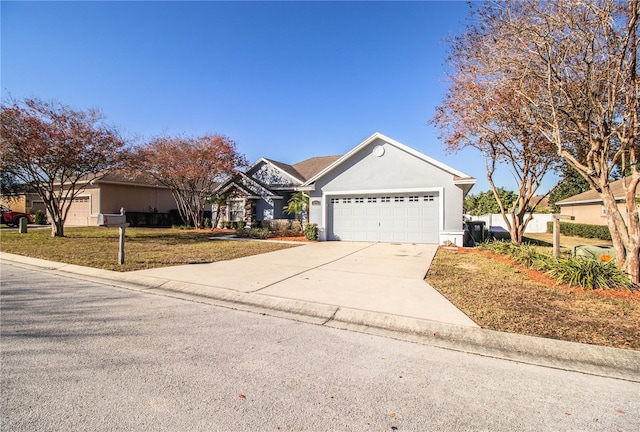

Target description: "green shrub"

left=477, top=239, right=518, bottom=255
left=262, top=219, right=290, bottom=236
left=203, top=218, right=211, bottom=229
left=236, top=227, right=269, bottom=239
left=546, top=257, right=636, bottom=291
left=171, top=224, right=191, bottom=230
left=304, top=223, right=318, bottom=241
left=34, top=210, right=47, bottom=225
left=221, top=221, right=245, bottom=229
left=546, top=221, right=611, bottom=240
left=290, top=220, right=303, bottom=233
left=511, top=244, right=550, bottom=271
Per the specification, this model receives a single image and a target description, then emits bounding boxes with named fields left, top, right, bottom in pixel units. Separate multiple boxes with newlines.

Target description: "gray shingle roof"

left=292, top=155, right=342, bottom=181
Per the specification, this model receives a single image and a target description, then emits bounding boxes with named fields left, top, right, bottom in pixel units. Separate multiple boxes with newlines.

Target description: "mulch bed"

left=443, top=246, right=640, bottom=302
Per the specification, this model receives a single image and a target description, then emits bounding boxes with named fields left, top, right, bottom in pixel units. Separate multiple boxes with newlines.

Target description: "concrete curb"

left=2, top=252, right=639, bottom=382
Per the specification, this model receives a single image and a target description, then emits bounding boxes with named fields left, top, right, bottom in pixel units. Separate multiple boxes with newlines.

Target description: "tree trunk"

left=600, top=190, right=639, bottom=284
left=627, top=241, right=640, bottom=285
left=213, top=204, right=223, bottom=229
left=51, top=219, right=64, bottom=237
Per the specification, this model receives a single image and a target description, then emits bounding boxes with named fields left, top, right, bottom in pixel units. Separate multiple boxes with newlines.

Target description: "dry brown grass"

left=523, top=232, right=613, bottom=255
left=0, top=227, right=299, bottom=271
left=426, top=247, right=640, bottom=350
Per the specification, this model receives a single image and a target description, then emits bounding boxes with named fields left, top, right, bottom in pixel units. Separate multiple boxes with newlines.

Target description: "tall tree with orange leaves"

left=136, top=134, right=247, bottom=229
left=1, top=98, right=128, bottom=237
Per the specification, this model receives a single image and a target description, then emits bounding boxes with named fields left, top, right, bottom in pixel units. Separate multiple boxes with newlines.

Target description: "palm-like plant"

left=283, top=192, right=309, bottom=227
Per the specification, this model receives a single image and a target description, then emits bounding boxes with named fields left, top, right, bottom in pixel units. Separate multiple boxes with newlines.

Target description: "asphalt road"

left=1, top=263, right=638, bottom=431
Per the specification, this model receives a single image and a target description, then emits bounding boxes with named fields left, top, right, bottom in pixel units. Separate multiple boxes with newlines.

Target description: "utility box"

left=574, top=245, right=616, bottom=263
left=98, top=213, right=127, bottom=227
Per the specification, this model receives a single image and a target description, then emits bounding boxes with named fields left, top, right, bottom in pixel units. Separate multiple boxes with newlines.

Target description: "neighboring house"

left=556, top=177, right=640, bottom=226
left=530, top=195, right=552, bottom=212
left=216, top=132, right=476, bottom=245
left=2, top=173, right=178, bottom=226
left=0, top=188, right=37, bottom=214
left=64, top=172, right=178, bottom=226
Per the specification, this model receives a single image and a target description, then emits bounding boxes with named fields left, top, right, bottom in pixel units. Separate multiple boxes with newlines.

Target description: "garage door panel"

left=65, top=197, right=90, bottom=226
left=329, top=193, right=440, bottom=244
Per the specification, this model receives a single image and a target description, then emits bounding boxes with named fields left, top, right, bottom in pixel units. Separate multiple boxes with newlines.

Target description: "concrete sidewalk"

left=1, top=245, right=639, bottom=382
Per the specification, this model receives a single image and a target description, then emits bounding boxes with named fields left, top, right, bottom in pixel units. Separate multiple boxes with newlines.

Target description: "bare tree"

left=452, top=0, right=639, bottom=282
left=136, top=134, right=247, bottom=229
left=0, top=98, right=128, bottom=237
left=432, top=28, right=558, bottom=244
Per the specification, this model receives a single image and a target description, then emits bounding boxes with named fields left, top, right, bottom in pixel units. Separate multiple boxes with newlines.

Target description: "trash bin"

left=465, top=221, right=486, bottom=244
left=574, top=245, right=616, bottom=263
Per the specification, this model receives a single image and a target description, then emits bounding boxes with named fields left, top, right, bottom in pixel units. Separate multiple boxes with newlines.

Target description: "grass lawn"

left=523, top=232, right=613, bottom=255
left=0, top=227, right=299, bottom=272
left=426, top=235, right=639, bottom=351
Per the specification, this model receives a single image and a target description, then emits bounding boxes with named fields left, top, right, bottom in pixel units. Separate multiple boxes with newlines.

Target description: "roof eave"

left=557, top=197, right=628, bottom=206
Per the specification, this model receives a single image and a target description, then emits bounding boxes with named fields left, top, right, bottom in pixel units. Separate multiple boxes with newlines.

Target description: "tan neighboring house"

left=556, top=178, right=640, bottom=226
left=1, top=173, right=177, bottom=226
left=0, top=193, right=33, bottom=214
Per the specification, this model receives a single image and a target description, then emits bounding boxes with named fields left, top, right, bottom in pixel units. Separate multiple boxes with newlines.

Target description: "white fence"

left=467, top=213, right=553, bottom=234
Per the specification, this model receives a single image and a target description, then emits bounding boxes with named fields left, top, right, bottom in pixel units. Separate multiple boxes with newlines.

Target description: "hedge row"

left=546, top=221, right=612, bottom=240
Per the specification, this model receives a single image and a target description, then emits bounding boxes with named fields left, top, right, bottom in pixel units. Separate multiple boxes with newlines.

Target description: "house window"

left=229, top=199, right=245, bottom=221
left=424, top=195, right=435, bottom=202
left=355, top=197, right=364, bottom=203
left=408, top=196, right=419, bottom=202
left=342, top=198, right=351, bottom=204
left=394, top=196, right=404, bottom=203
left=381, top=197, right=391, bottom=203
left=331, top=198, right=340, bottom=204
left=367, top=197, right=377, bottom=203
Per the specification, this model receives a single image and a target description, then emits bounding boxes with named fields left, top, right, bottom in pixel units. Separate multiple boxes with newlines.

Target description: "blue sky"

left=1, top=0, right=558, bottom=193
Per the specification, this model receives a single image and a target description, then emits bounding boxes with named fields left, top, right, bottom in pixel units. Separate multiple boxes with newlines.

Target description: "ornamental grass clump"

left=546, top=257, right=636, bottom=291
left=479, top=240, right=636, bottom=291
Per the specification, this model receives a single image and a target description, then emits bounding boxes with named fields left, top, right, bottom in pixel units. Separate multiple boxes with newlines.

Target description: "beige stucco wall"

left=559, top=201, right=637, bottom=226
left=0, top=195, right=28, bottom=213
left=98, top=183, right=176, bottom=214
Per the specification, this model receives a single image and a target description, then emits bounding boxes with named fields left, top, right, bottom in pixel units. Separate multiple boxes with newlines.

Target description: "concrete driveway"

left=131, top=241, right=477, bottom=327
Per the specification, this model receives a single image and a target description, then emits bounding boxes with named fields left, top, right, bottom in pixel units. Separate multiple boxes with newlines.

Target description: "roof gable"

left=214, top=172, right=280, bottom=198
left=301, top=132, right=475, bottom=186
left=246, top=158, right=304, bottom=186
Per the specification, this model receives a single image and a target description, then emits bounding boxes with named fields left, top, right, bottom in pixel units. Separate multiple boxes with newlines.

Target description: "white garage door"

left=65, top=197, right=90, bottom=226
left=328, top=193, right=439, bottom=243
